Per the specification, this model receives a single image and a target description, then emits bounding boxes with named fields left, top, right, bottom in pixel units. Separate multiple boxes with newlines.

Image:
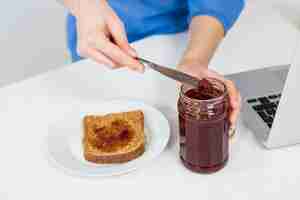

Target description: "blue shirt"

left=67, top=0, right=244, bottom=62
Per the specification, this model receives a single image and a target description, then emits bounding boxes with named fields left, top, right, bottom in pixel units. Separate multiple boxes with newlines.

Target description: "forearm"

left=182, top=16, right=225, bottom=67
left=56, top=0, right=105, bottom=16
left=56, top=0, right=78, bottom=15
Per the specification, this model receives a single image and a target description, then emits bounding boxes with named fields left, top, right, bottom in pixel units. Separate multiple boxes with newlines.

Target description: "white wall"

left=0, top=0, right=66, bottom=87
left=270, top=0, right=300, bottom=29
left=1, top=0, right=300, bottom=87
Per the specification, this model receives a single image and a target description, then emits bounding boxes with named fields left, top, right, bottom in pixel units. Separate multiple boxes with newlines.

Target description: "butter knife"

left=137, top=57, right=200, bottom=87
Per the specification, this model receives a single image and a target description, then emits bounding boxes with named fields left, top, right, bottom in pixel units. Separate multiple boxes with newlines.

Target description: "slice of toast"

left=83, top=110, right=145, bottom=164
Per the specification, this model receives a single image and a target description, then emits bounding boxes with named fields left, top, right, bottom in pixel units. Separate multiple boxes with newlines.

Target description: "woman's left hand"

left=177, top=61, right=242, bottom=128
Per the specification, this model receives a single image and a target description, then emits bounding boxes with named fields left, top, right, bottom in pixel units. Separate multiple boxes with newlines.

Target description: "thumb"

left=107, top=18, right=137, bottom=58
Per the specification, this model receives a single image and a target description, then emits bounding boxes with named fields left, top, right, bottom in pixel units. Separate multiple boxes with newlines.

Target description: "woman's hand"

left=177, top=60, right=242, bottom=128
left=75, top=0, right=144, bottom=72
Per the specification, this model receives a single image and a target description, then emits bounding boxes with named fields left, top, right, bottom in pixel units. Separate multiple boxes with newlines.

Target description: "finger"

left=107, top=19, right=138, bottom=58
left=94, top=36, right=144, bottom=72
left=229, top=94, right=241, bottom=125
left=225, top=80, right=241, bottom=125
left=229, top=100, right=241, bottom=126
left=79, top=46, right=116, bottom=68
left=225, top=80, right=240, bottom=108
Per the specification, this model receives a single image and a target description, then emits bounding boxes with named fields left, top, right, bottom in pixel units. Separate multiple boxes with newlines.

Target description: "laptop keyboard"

left=247, top=94, right=281, bottom=128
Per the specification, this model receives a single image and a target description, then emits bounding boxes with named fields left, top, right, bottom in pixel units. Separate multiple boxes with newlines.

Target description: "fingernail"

left=103, top=59, right=115, bottom=68
left=139, top=68, right=145, bottom=73
left=128, top=48, right=138, bottom=58
left=106, top=62, right=116, bottom=69
left=229, top=121, right=236, bottom=130
left=231, top=100, right=238, bottom=108
left=134, top=67, right=143, bottom=73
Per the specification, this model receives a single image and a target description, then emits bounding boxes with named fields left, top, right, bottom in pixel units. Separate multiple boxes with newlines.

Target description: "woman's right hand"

left=75, top=0, right=144, bottom=72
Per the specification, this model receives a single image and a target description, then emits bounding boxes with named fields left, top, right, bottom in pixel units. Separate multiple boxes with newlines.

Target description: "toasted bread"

left=83, top=110, right=145, bottom=164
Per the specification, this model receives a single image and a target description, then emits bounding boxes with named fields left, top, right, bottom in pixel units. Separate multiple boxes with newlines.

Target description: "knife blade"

left=137, top=57, right=200, bottom=88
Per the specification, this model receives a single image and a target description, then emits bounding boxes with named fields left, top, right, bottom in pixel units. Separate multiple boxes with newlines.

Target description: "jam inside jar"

left=178, top=78, right=229, bottom=173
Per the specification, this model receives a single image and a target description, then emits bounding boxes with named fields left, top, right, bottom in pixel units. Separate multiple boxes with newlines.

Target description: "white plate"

left=45, top=100, right=170, bottom=177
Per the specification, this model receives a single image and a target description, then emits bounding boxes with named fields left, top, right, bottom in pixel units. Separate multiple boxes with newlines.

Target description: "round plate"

left=45, top=100, right=170, bottom=177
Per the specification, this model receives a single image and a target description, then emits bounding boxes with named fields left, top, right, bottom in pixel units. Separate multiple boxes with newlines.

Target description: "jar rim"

left=180, top=78, right=228, bottom=103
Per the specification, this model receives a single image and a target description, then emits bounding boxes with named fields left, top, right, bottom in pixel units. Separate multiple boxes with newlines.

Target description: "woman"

left=61, top=0, right=244, bottom=128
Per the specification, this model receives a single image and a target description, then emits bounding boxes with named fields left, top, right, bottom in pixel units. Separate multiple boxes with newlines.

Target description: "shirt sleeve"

left=187, top=0, right=245, bottom=33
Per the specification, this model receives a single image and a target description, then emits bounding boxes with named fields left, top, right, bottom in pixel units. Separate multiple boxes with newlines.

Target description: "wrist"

left=178, top=58, right=208, bottom=72
left=73, top=0, right=107, bottom=18
left=180, top=49, right=210, bottom=68
left=177, top=58, right=208, bottom=80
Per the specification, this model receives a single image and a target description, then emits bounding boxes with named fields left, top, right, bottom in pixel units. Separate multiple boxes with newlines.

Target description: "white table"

left=1, top=2, right=300, bottom=200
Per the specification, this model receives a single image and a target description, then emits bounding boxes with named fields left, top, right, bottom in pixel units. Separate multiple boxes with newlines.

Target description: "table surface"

left=1, top=2, right=300, bottom=200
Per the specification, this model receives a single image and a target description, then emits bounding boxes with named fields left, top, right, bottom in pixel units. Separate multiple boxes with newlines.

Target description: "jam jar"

left=178, top=78, right=230, bottom=173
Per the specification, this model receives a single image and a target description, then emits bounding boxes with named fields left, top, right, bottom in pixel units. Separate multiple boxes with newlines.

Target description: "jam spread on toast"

left=92, top=120, right=135, bottom=152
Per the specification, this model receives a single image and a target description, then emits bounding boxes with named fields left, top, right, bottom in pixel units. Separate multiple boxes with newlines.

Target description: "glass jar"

left=178, top=78, right=229, bottom=173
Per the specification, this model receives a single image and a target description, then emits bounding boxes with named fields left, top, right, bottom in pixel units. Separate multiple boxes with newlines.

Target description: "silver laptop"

left=226, top=41, right=300, bottom=149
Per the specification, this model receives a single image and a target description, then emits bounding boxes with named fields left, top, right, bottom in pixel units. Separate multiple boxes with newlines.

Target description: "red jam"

left=92, top=120, right=134, bottom=153
left=178, top=79, right=229, bottom=173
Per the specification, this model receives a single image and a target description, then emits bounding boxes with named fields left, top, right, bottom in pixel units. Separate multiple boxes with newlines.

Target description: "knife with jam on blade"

left=137, top=57, right=200, bottom=88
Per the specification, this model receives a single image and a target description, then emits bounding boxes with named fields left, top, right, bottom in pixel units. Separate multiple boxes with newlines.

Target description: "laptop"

left=226, top=41, right=300, bottom=149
